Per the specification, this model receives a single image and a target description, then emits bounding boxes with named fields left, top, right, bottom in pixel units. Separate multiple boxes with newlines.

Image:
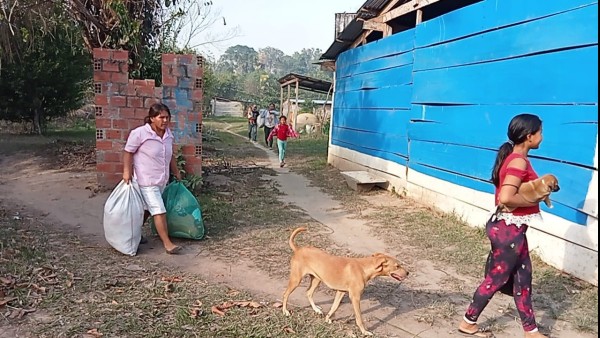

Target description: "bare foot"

left=525, top=331, right=548, bottom=338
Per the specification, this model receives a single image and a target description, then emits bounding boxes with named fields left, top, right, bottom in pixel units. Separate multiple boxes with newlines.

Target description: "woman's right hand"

left=123, top=172, right=132, bottom=184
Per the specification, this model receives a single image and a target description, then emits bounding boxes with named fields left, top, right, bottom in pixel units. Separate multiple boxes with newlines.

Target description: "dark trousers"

left=464, top=218, right=537, bottom=332
left=248, top=123, right=257, bottom=141
left=264, top=126, right=273, bottom=147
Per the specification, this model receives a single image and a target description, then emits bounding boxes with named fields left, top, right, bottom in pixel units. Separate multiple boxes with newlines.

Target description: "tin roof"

left=320, top=0, right=402, bottom=61
left=278, top=73, right=333, bottom=94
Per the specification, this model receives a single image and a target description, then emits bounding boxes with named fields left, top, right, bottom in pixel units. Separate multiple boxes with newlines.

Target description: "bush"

left=0, top=24, right=91, bottom=134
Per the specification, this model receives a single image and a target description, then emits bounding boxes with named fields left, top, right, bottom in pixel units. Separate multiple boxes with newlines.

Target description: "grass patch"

left=0, top=130, right=94, bottom=156
left=196, top=126, right=352, bottom=280
left=288, top=135, right=329, bottom=171
left=0, top=206, right=356, bottom=338
left=205, top=116, right=247, bottom=124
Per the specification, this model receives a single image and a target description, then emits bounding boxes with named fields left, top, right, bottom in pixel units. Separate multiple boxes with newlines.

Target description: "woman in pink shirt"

left=459, top=114, right=547, bottom=338
left=123, top=103, right=182, bottom=255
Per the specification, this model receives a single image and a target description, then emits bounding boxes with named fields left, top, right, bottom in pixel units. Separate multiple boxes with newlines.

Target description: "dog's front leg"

left=542, top=195, right=553, bottom=208
left=325, top=291, right=345, bottom=323
left=349, top=290, right=373, bottom=336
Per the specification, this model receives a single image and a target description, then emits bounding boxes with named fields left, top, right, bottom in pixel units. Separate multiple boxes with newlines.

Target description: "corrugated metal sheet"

left=359, top=0, right=391, bottom=17
left=335, top=13, right=357, bottom=39
left=321, top=0, right=411, bottom=61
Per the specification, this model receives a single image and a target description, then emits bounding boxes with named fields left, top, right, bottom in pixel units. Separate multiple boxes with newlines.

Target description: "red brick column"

left=93, top=49, right=203, bottom=189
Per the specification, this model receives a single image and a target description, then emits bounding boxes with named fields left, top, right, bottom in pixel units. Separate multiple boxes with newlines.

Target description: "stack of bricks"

left=93, top=48, right=203, bottom=188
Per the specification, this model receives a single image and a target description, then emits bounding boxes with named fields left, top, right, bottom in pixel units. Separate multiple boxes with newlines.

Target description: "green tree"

left=217, top=45, right=258, bottom=74
left=0, top=19, right=91, bottom=134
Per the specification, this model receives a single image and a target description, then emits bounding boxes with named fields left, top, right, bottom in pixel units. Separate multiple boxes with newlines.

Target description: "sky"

left=188, top=0, right=366, bottom=59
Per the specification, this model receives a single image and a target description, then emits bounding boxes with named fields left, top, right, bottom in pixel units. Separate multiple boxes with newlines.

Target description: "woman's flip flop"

left=166, top=246, right=183, bottom=255
left=458, top=328, right=494, bottom=338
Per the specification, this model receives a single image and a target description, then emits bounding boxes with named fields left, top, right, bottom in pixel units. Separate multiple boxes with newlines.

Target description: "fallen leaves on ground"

left=210, top=300, right=263, bottom=317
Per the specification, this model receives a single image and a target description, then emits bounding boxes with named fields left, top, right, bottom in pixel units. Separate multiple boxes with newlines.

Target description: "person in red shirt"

left=267, top=115, right=298, bottom=167
left=458, top=114, right=547, bottom=338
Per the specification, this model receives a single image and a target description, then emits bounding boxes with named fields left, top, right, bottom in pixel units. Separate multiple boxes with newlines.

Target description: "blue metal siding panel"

left=412, top=46, right=598, bottom=104
left=408, top=140, right=594, bottom=223
left=335, top=85, right=413, bottom=109
left=331, top=138, right=409, bottom=166
left=330, top=0, right=598, bottom=226
left=408, top=105, right=598, bottom=168
left=337, top=28, right=415, bottom=69
left=331, top=106, right=415, bottom=160
left=415, top=0, right=598, bottom=48
left=414, top=4, right=598, bottom=71
left=336, top=65, right=413, bottom=92
left=337, top=52, right=413, bottom=79
left=334, top=108, right=412, bottom=135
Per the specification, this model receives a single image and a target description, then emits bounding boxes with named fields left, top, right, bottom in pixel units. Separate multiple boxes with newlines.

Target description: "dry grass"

left=195, top=119, right=354, bottom=280
left=0, top=207, right=357, bottom=338
left=284, top=136, right=599, bottom=335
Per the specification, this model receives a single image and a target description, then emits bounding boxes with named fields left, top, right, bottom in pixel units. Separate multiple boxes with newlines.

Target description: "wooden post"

left=279, top=86, right=284, bottom=116
left=287, top=84, right=291, bottom=119
left=416, top=9, right=423, bottom=24
left=294, top=79, right=299, bottom=130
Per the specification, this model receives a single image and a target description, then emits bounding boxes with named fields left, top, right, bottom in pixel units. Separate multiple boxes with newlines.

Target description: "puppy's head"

left=541, top=174, right=560, bottom=193
left=372, top=253, right=409, bottom=281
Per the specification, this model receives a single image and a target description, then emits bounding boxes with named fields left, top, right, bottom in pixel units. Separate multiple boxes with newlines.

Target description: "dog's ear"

left=374, top=256, right=387, bottom=272
left=372, top=253, right=386, bottom=258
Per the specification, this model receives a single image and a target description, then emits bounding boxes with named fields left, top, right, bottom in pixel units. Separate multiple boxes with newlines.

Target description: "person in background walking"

left=247, top=104, right=259, bottom=142
left=267, top=115, right=298, bottom=167
left=263, top=102, right=280, bottom=148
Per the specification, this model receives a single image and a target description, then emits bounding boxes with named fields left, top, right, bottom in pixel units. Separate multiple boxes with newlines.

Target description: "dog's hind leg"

left=349, top=289, right=372, bottom=336
left=282, top=262, right=302, bottom=316
left=325, top=291, right=345, bottom=323
left=306, top=275, right=323, bottom=314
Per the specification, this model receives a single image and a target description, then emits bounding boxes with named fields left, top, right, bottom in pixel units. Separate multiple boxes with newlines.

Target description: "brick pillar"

left=93, top=48, right=203, bottom=189
left=93, top=49, right=130, bottom=187
left=162, top=54, right=203, bottom=176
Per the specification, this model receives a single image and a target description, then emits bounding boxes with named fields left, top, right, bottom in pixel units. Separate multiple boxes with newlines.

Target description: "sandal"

left=166, top=246, right=183, bottom=255
left=458, top=327, right=494, bottom=338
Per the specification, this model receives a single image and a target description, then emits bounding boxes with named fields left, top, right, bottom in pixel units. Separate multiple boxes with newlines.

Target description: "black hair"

left=490, top=113, right=542, bottom=186
left=144, top=103, right=171, bottom=124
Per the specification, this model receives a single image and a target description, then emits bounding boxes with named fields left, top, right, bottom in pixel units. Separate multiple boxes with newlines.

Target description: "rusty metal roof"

left=278, top=73, right=333, bottom=94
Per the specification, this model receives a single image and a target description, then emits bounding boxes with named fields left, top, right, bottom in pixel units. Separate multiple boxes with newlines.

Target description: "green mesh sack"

left=150, top=182, right=205, bottom=240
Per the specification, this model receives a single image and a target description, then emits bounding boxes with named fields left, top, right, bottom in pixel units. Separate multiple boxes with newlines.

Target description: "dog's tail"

left=289, top=227, right=307, bottom=252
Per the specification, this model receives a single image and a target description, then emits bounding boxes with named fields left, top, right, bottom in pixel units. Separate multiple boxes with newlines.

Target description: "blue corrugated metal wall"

left=332, top=0, right=598, bottom=225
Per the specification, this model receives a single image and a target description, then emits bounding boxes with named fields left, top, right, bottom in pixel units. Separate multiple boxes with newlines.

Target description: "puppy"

left=498, top=174, right=560, bottom=213
left=282, top=227, right=409, bottom=336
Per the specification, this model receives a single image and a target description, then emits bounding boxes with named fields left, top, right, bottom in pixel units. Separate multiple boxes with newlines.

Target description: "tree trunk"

left=32, top=97, right=43, bottom=135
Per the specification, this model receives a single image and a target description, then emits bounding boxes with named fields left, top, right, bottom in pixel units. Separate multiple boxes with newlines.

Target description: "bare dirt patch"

left=196, top=121, right=354, bottom=280
left=0, top=203, right=357, bottom=338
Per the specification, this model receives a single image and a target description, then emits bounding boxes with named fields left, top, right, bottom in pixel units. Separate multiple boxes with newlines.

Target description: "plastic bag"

left=103, top=180, right=145, bottom=256
left=150, top=181, right=205, bottom=240
left=257, top=109, right=266, bottom=128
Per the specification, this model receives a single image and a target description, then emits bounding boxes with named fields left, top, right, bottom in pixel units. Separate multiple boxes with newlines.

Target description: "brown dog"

left=498, top=174, right=560, bottom=212
left=282, top=227, right=409, bottom=336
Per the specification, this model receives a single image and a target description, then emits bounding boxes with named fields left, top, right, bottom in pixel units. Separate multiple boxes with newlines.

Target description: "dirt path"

left=0, top=137, right=594, bottom=338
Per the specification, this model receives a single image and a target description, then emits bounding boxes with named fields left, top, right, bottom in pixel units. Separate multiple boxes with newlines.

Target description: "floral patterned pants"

left=464, top=218, right=538, bottom=332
